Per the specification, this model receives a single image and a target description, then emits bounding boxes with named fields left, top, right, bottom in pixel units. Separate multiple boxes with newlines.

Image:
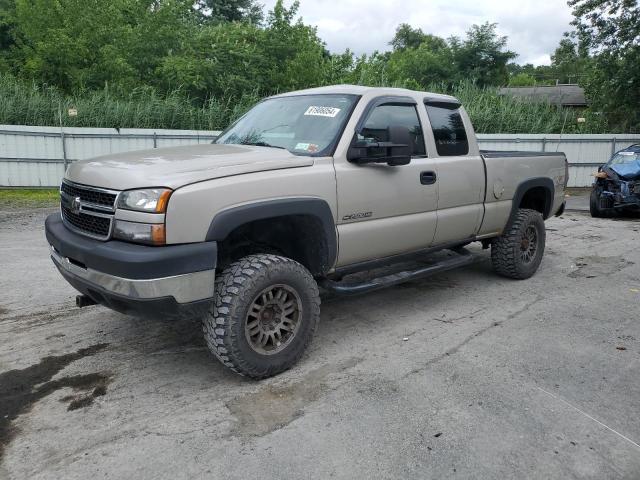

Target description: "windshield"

left=216, top=94, right=358, bottom=156
left=609, top=150, right=640, bottom=165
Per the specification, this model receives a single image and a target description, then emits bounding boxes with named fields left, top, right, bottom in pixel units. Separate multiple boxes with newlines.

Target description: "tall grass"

left=449, top=82, right=607, bottom=134
left=0, top=75, right=259, bottom=130
left=0, top=73, right=608, bottom=133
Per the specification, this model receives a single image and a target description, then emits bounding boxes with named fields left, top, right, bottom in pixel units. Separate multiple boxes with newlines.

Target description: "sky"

left=261, top=0, right=575, bottom=66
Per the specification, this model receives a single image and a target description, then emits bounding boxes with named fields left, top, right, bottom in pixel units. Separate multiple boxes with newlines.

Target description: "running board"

left=320, top=249, right=476, bottom=296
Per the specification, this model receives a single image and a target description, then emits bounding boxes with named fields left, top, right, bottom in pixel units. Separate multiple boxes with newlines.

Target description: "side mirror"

left=347, top=125, right=412, bottom=166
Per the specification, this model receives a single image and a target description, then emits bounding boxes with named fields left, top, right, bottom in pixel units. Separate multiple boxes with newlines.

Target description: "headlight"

left=117, top=188, right=172, bottom=213
left=113, top=220, right=165, bottom=245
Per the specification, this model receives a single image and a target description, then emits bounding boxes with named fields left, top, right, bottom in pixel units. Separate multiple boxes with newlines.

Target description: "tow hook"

left=76, top=295, right=98, bottom=308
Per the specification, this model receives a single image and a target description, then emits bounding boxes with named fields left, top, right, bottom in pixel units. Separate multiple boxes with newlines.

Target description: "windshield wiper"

left=241, top=141, right=286, bottom=149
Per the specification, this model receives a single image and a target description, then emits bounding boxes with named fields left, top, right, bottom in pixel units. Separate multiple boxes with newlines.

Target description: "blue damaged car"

left=590, top=144, right=640, bottom=217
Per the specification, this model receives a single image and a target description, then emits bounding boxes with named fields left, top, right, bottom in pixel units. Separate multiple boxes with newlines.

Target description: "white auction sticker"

left=294, top=142, right=319, bottom=152
left=304, top=106, right=341, bottom=118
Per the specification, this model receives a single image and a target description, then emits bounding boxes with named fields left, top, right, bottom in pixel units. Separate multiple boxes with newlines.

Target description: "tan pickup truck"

left=45, top=85, right=568, bottom=378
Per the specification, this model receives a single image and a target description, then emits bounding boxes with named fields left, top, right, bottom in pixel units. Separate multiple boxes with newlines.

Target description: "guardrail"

left=0, top=126, right=638, bottom=187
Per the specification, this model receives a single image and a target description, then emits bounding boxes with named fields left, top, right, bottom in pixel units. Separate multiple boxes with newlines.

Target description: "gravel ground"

left=1, top=207, right=639, bottom=480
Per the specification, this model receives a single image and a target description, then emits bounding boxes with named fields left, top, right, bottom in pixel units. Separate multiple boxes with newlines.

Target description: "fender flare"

left=206, top=198, right=337, bottom=271
left=507, top=177, right=555, bottom=226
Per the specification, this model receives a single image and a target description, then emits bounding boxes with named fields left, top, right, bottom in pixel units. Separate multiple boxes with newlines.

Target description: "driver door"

left=334, top=97, right=439, bottom=267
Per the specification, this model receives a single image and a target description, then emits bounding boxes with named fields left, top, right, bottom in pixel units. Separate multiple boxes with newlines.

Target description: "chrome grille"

left=60, top=180, right=119, bottom=240
left=61, top=204, right=111, bottom=237
left=61, top=181, right=117, bottom=208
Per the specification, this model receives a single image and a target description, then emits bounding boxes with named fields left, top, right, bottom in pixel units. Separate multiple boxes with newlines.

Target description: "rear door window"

left=425, top=104, right=469, bottom=156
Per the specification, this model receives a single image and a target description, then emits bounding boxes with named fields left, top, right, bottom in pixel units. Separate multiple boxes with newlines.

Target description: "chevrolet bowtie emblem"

left=71, top=196, right=81, bottom=214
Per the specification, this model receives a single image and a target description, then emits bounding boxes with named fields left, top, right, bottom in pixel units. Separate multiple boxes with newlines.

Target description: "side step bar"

left=320, top=249, right=476, bottom=296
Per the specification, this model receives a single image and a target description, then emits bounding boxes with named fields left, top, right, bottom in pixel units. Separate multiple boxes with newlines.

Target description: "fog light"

left=113, top=220, right=165, bottom=245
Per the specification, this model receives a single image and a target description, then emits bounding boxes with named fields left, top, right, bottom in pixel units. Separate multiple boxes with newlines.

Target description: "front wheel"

left=491, top=208, right=546, bottom=279
left=203, top=254, right=320, bottom=379
left=590, top=188, right=614, bottom=218
left=589, top=189, right=602, bottom=217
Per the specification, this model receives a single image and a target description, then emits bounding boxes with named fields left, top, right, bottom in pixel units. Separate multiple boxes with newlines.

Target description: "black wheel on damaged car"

left=589, top=188, right=613, bottom=218
left=203, top=254, right=320, bottom=379
left=491, top=208, right=545, bottom=280
left=589, top=189, right=601, bottom=217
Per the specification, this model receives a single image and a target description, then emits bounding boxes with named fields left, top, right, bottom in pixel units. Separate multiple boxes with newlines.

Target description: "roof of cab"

left=271, top=84, right=459, bottom=103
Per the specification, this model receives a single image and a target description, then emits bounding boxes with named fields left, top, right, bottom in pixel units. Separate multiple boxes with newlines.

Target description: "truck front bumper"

left=45, top=213, right=217, bottom=319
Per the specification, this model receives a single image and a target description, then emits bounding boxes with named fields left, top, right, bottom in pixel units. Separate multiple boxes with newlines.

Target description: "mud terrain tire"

left=491, top=208, right=545, bottom=280
left=203, top=254, right=320, bottom=379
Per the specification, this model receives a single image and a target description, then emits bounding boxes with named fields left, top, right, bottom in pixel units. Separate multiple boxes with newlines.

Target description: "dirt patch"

left=226, top=357, right=361, bottom=437
left=0, top=343, right=110, bottom=459
left=355, top=377, right=400, bottom=398
left=45, top=333, right=66, bottom=340
left=568, top=255, right=634, bottom=278
left=62, top=382, right=109, bottom=411
left=576, top=233, right=603, bottom=242
left=0, top=305, right=82, bottom=335
left=0, top=207, right=58, bottom=232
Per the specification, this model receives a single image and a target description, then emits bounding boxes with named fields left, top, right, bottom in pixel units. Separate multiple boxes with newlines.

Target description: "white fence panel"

left=0, top=126, right=220, bottom=187
left=477, top=134, right=640, bottom=187
left=1, top=125, right=638, bottom=188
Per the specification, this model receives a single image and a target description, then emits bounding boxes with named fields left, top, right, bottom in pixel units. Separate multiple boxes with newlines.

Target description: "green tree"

left=568, top=0, right=639, bottom=131
left=549, top=38, right=590, bottom=84
left=193, top=0, right=262, bottom=24
left=344, top=52, right=391, bottom=86
left=8, top=0, right=193, bottom=92
left=386, top=43, right=454, bottom=87
left=345, top=22, right=517, bottom=89
left=506, top=63, right=556, bottom=85
left=158, top=1, right=329, bottom=99
left=260, top=0, right=328, bottom=92
left=569, top=0, right=639, bottom=51
left=383, top=24, right=454, bottom=87
left=0, top=0, right=15, bottom=50
left=156, top=21, right=267, bottom=99
left=508, top=73, right=537, bottom=86
left=449, top=23, right=516, bottom=86
left=0, top=0, right=17, bottom=71
left=389, top=24, right=447, bottom=52
left=322, top=49, right=356, bottom=86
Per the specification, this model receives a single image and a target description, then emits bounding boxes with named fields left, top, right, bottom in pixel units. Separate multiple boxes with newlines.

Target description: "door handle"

left=420, top=171, right=437, bottom=185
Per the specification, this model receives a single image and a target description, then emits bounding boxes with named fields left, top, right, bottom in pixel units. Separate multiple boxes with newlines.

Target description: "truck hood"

left=65, top=144, right=314, bottom=190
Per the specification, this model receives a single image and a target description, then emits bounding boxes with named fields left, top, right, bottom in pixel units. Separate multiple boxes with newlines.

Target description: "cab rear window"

left=425, top=104, right=469, bottom=156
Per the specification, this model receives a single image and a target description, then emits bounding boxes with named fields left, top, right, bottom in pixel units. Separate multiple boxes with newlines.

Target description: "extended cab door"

left=422, top=100, right=485, bottom=244
left=333, top=96, right=440, bottom=266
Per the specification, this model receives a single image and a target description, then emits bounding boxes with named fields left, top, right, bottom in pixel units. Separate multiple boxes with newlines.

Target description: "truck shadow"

left=108, top=251, right=496, bottom=384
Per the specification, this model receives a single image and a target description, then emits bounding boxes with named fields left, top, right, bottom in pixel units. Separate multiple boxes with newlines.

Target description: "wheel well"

left=519, top=186, right=551, bottom=217
left=217, top=215, right=329, bottom=276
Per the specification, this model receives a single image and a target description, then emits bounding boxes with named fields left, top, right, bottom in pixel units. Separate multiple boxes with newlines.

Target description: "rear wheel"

left=203, top=254, right=320, bottom=379
left=491, top=208, right=545, bottom=279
